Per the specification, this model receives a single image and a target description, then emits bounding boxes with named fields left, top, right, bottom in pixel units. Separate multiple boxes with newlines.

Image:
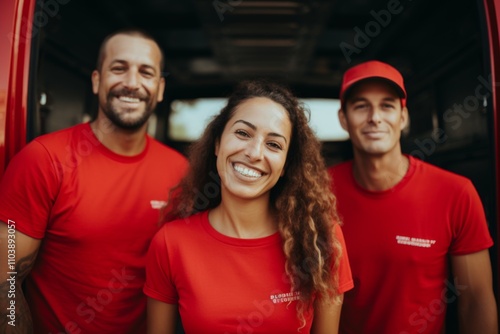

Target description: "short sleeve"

left=143, top=226, right=179, bottom=304
left=449, top=180, right=494, bottom=255
left=334, top=224, right=354, bottom=294
left=0, top=141, right=59, bottom=238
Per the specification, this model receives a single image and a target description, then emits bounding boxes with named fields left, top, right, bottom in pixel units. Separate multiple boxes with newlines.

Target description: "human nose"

left=245, top=139, right=264, bottom=161
left=368, top=108, right=382, bottom=124
left=123, top=68, right=140, bottom=89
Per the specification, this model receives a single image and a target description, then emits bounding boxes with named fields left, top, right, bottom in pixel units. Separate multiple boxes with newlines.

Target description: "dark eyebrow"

left=233, top=119, right=288, bottom=144
left=109, top=60, right=128, bottom=67
left=382, top=97, right=398, bottom=102
left=109, top=60, right=158, bottom=73
left=350, top=97, right=367, bottom=103
left=350, top=96, right=398, bottom=103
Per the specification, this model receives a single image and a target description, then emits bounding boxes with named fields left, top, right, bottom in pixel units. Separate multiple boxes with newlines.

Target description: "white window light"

left=168, top=97, right=349, bottom=142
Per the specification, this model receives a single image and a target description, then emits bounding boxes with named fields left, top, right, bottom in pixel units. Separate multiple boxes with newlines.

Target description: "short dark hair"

left=96, top=28, right=165, bottom=73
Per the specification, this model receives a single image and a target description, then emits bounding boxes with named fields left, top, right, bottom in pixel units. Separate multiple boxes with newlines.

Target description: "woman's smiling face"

left=215, top=97, right=292, bottom=202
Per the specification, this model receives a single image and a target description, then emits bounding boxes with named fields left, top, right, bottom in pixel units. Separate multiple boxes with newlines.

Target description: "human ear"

left=215, top=138, right=220, bottom=156
left=156, top=76, right=166, bottom=102
left=400, top=107, right=409, bottom=130
left=91, top=70, right=100, bottom=95
left=338, top=109, right=348, bottom=131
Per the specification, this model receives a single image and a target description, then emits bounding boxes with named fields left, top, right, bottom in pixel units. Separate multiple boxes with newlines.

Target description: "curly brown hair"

left=164, top=79, right=342, bottom=328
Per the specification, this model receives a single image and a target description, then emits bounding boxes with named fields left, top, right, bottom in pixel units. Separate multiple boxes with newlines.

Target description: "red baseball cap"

left=340, top=60, right=407, bottom=107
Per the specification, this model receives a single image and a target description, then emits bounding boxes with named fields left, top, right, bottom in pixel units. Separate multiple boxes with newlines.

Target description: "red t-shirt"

left=0, top=123, right=187, bottom=334
left=329, top=156, right=494, bottom=334
left=144, top=210, right=354, bottom=333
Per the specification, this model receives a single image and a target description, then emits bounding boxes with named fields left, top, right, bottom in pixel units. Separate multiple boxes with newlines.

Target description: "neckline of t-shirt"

left=84, top=122, right=150, bottom=163
left=199, top=210, right=281, bottom=247
left=350, top=154, right=416, bottom=197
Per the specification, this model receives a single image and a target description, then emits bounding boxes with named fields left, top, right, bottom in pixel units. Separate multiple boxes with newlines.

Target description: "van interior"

left=30, top=0, right=496, bottom=331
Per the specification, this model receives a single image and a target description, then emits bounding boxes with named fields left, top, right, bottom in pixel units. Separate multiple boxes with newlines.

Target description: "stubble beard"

left=102, top=88, right=157, bottom=131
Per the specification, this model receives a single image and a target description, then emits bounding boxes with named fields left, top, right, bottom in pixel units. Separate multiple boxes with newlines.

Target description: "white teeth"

left=119, top=96, right=140, bottom=103
left=234, top=164, right=262, bottom=178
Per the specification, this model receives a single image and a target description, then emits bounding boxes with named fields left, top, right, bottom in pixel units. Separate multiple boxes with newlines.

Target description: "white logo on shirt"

left=150, top=200, right=167, bottom=210
left=270, top=291, right=300, bottom=304
left=396, top=235, right=436, bottom=248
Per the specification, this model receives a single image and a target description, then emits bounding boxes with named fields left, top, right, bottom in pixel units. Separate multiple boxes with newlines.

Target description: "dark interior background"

left=29, top=0, right=497, bottom=332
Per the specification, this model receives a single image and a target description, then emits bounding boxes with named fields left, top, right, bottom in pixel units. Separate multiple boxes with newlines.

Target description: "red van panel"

left=483, top=0, right=500, bottom=294
left=0, top=0, right=35, bottom=179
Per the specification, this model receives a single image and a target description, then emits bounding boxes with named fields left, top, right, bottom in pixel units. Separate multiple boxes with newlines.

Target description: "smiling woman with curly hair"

left=145, top=79, right=353, bottom=334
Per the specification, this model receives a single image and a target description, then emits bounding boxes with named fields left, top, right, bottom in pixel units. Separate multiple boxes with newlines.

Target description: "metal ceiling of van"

left=133, top=0, right=414, bottom=88
left=40, top=0, right=481, bottom=97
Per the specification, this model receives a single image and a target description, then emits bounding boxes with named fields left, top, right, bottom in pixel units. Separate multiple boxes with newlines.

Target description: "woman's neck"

left=209, top=196, right=278, bottom=239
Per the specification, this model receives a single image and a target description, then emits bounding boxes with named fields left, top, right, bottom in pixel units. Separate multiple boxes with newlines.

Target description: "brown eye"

left=353, top=103, right=367, bottom=110
left=235, top=130, right=250, bottom=138
left=267, top=142, right=283, bottom=151
left=141, top=70, right=154, bottom=78
left=111, top=67, right=126, bottom=73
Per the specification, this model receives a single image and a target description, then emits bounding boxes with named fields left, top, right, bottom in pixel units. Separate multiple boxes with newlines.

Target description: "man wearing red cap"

left=329, top=60, right=497, bottom=333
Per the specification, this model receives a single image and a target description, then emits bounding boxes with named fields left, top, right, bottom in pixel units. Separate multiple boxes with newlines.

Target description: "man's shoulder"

left=328, top=160, right=352, bottom=175
left=411, top=156, right=470, bottom=185
left=12, top=123, right=88, bottom=161
left=148, top=138, right=182, bottom=154
left=158, top=212, right=206, bottom=239
left=32, top=123, right=90, bottom=148
left=148, top=138, right=187, bottom=163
